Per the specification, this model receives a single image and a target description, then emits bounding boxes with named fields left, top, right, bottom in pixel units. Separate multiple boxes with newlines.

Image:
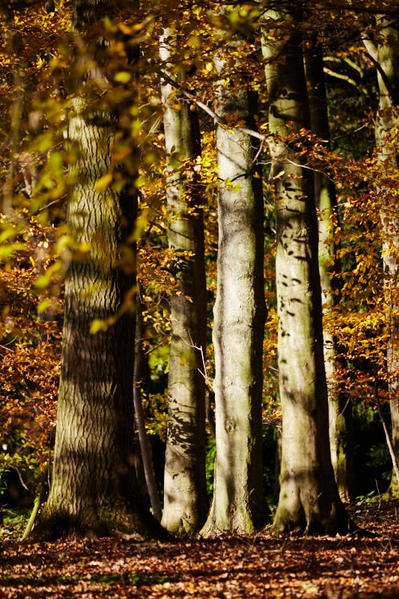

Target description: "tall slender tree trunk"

left=134, top=294, right=162, bottom=522
left=200, top=47, right=266, bottom=536
left=34, top=0, right=157, bottom=539
left=304, top=41, right=353, bottom=502
left=366, top=20, right=399, bottom=496
left=262, top=11, right=349, bottom=533
left=159, top=32, right=208, bottom=535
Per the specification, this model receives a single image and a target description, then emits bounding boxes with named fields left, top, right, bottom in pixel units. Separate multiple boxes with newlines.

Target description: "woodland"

left=1, top=0, right=399, bottom=597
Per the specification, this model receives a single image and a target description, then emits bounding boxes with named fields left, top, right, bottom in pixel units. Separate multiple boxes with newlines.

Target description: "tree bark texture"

left=159, top=33, right=208, bottom=535
left=304, top=42, right=353, bottom=502
left=372, top=19, right=399, bottom=496
left=35, top=0, right=157, bottom=539
left=262, top=11, right=349, bottom=533
left=200, top=50, right=266, bottom=536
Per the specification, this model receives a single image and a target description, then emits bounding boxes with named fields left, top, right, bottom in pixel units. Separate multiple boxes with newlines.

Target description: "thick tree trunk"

left=33, top=0, right=158, bottom=539
left=262, top=11, right=349, bottom=533
left=303, top=42, right=353, bottom=502
left=159, top=33, right=208, bottom=535
left=371, top=19, right=399, bottom=496
left=200, top=51, right=266, bottom=536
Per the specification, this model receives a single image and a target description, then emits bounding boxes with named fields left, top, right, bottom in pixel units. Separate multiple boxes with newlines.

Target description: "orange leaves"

left=0, top=220, right=61, bottom=481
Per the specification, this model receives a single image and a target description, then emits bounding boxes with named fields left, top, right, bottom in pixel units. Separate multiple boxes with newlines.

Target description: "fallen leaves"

left=1, top=500, right=399, bottom=598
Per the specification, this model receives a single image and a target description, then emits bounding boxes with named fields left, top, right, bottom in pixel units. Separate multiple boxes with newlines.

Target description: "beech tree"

left=34, top=0, right=157, bottom=538
left=159, top=31, right=208, bottom=535
left=261, top=10, right=350, bottom=533
left=303, top=41, right=353, bottom=501
left=200, top=37, right=266, bottom=536
left=364, top=18, right=399, bottom=496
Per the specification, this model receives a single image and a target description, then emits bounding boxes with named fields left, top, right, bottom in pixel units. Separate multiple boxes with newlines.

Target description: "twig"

left=160, top=69, right=266, bottom=142
left=0, top=344, right=14, bottom=352
left=15, top=467, right=29, bottom=492
left=284, top=157, right=336, bottom=183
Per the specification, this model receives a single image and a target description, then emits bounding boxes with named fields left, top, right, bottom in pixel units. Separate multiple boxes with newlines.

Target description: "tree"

left=303, top=40, right=354, bottom=501
left=364, top=18, right=399, bottom=496
left=261, top=10, right=350, bottom=533
left=133, top=293, right=162, bottom=522
left=159, top=30, right=208, bottom=536
left=34, top=0, right=157, bottom=538
left=200, top=32, right=266, bottom=536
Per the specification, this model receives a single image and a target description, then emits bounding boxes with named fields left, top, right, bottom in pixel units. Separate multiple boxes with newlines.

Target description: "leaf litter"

left=0, top=500, right=398, bottom=598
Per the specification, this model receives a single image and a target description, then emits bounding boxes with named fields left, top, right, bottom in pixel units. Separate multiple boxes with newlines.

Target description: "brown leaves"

left=1, top=500, right=399, bottom=598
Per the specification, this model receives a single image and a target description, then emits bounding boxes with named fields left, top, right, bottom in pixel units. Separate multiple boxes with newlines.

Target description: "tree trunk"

left=370, top=19, right=399, bottom=496
left=159, top=32, right=208, bottom=535
left=262, top=11, right=349, bottom=533
left=133, top=294, right=162, bottom=522
left=33, top=0, right=158, bottom=539
left=303, top=41, right=354, bottom=502
left=200, top=49, right=266, bottom=536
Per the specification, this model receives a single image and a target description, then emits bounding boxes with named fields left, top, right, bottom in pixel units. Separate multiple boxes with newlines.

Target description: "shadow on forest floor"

left=1, top=500, right=399, bottom=598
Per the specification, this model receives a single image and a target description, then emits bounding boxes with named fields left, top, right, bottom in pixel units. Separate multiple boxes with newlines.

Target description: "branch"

left=362, top=48, right=398, bottom=105
left=323, top=66, right=366, bottom=94
left=160, top=69, right=266, bottom=142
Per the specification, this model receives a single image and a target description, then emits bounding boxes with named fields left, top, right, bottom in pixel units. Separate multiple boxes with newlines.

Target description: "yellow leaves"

left=34, top=275, right=50, bottom=290
left=94, top=172, right=113, bottom=192
left=37, top=298, right=52, bottom=314
left=187, top=35, right=201, bottom=50
left=175, top=290, right=193, bottom=303
left=36, top=56, right=46, bottom=70
left=114, top=71, right=131, bottom=83
left=89, top=319, right=108, bottom=334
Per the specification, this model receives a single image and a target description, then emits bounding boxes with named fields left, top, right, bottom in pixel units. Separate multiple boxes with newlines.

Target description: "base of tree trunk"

left=29, top=501, right=167, bottom=542
left=385, top=476, right=399, bottom=499
left=273, top=494, right=354, bottom=535
left=199, top=497, right=264, bottom=537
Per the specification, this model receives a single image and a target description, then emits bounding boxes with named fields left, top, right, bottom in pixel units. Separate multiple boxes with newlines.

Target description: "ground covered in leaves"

left=1, top=500, right=399, bottom=598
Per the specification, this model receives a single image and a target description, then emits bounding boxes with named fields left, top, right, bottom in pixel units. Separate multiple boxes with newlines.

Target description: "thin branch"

left=284, top=157, right=336, bottom=183
left=0, top=344, right=14, bottom=352
left=160, top=69, right=266, bottom=142
left=362, top=48, right=397, bottom=105
left=15, top=467, right=30, bottom=492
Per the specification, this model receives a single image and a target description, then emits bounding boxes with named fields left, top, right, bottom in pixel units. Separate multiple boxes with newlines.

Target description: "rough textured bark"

left=34, top=0, right=157, bottom=539
left=368, top=19, right=399, bottom=496
left=304, top=42, right=353, bottom=502
left=159, top=34, right=208, bottom=535
left=200, top=50, right=265, bottom=536
left=262, top=11, right=350, bottom=533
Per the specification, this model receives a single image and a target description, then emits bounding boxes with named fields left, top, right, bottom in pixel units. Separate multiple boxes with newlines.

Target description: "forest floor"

left=0, top=499, right=398, bottom=598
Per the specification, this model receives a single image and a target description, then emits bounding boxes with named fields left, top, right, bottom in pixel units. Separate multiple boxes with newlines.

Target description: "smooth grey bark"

left=159, top=33, right=208, bottom=535
left=365, top=20, right=399, bottom=496
left=200, top=49, right=266, bottom=536
left=303, top=41, right=353, bottom=502
left=262, top=11, right=350, bottom=533
left=34, top=0, right=158, bottom=539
